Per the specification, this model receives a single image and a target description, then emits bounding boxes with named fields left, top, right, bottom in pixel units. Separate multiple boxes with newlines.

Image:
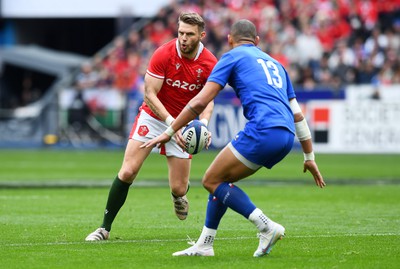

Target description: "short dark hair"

left=178, top=12, right=205, bottom=32
left=230, top=19, right=257, bottom=43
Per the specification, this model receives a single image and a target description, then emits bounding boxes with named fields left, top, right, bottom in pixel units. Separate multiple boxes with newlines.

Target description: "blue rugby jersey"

left=208, top=44, right=295, bottom=133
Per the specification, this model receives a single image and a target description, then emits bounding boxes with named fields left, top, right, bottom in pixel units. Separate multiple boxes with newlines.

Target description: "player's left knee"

left=171, top=185, right=187, bottom=197
left=201, top=177, right=217, bottom=194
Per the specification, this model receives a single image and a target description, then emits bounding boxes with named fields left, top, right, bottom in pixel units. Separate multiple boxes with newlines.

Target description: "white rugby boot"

left=173, top=228, right=216, bottom=256
left=85, top=228, right=110, bottom=241
left=253, top=221, right=285, bottom=257
left=172, top=244, right=214, bottom=256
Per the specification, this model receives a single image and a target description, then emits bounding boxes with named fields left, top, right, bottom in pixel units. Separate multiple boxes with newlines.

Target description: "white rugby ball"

left=182, top=120, right=209, bottom=154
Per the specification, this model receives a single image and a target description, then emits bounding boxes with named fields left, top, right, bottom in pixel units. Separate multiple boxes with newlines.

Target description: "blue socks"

left=205, top=194, right=228, bottom=229
left=200, top=183, right=259, bottom=245
left=211, top=182, right=257, bottom=219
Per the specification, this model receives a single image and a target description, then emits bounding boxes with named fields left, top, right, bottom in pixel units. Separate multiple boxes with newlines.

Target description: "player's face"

left=177, top=22, right=205, bottom=59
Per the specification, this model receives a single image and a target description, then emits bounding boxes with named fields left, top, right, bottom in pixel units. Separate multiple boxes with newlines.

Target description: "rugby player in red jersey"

left=86, top=12, right=217, bottom=241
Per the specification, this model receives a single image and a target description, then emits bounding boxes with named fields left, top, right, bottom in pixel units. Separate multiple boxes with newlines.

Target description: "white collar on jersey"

left=175, top=39, right=204, bottom=61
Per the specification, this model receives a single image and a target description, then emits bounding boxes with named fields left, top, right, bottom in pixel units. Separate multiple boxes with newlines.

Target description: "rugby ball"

left=182, top=120, right=209, bottom=154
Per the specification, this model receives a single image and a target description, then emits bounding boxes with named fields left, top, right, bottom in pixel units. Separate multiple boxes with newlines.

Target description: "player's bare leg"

left=167, top=156, right=191, bottom=220
left=86, top=139, right=153, bottom=241
left=202, top=145, right=256, bottom=193
left=118, top=139, right=154, bottom=183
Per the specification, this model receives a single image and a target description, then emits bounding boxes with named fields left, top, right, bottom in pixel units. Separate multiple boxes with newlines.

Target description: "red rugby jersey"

left=142, top=38, right=217, bottom=119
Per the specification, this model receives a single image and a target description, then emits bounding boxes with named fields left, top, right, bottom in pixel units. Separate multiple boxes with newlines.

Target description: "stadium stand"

left=0, top=0, right=399, bottom=148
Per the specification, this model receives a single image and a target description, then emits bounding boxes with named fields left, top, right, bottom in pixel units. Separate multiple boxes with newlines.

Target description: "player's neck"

left=181, top=44, right=200, bottom=60
left=233, top=42, right=254, bottom=48
left=181, top=51, right=197, bottom=60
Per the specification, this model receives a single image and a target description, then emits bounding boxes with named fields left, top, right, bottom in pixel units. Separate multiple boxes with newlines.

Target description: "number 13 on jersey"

left=257, top=59, right=283, bottom=88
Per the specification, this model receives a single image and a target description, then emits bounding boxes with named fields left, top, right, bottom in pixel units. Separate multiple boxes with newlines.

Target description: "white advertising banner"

left=346, top=85, right=400, bottom=101
left=307, top=100, right=400, bottom=153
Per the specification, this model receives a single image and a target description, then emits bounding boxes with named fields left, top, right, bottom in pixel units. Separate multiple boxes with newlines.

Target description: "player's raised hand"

left=303, top=160, right=326, bottom=188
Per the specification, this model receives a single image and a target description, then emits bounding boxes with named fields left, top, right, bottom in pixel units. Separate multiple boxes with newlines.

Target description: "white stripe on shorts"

left=228, top=143, right=261, bottom=170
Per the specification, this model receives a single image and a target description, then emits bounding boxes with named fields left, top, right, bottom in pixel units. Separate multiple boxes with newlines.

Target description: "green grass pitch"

left=0, top=149, right=399, bottom=268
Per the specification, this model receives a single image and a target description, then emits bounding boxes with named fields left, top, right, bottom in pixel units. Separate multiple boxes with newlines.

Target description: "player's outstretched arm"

left=289, top=98, right=326, bottom=188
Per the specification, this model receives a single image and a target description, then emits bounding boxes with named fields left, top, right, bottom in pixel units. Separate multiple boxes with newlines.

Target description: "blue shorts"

left=230, top=126, right=294, bottom=170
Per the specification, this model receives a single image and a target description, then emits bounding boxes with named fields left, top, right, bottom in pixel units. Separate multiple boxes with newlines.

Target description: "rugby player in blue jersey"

left=142, top=19, right=325, bottom=257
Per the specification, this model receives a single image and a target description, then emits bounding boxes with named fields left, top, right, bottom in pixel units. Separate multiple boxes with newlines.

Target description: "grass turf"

left=1, top=185, right=399, bottom=268
left=0, top=149, right=399, bottom=268
left=1, top=149, right=400, bottom=184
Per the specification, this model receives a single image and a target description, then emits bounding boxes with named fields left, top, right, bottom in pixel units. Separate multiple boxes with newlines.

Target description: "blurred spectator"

left=347, top=1, right=365, bottom=41
left=357, top=0, right=378, bottom=31
left=299, top=66, right=317, bottom=90
left=328, top=40, right=356, bottom=71
left=372, top=60, right=396, bottom=86
left=314, top=9, right=351, bottom=53
left=269, top=42, right=289, bottom=68
left=95, top=67, right=113, bottom=89
left=75, top=62, right=99, bottom=91
left=280, top=19, right=299, bottom=67
left=148, top=20, right=174, bottom=47
left=392, top=64, right=400, bottom=84
left=351, top=37, right=368, bottom=68
left=364, top=26, right=389, bottom=56
left=79, top=0, right=400, bottom=95
left=356, top=59, right=378, bottom=84
left=295, top=23, right=323, bottom=68
left=314, top=53, right=333, bottom=87
left=386, top=27, right=400, bottom=52
left=110, top=35, right=127, bottom=60
left=102, top=47, right=128, bottom=89
left=113, top=50, right=140, bottom=92
left=126, top=29, right=141, bottom=52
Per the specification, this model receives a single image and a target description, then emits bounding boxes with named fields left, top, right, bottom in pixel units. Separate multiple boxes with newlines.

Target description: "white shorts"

left=129, top=110, right=191, bottom=159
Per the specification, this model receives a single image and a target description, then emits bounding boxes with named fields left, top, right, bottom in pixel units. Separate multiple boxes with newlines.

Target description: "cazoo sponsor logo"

left=165, top=79, right=203, bottom=91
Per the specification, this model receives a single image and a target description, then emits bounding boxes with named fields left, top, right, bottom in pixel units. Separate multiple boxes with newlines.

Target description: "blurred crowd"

left=74, top=0, right=400, bottom=97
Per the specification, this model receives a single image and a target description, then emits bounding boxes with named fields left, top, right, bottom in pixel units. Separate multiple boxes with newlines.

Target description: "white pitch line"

left=2, top=233, right=398, bottom=248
